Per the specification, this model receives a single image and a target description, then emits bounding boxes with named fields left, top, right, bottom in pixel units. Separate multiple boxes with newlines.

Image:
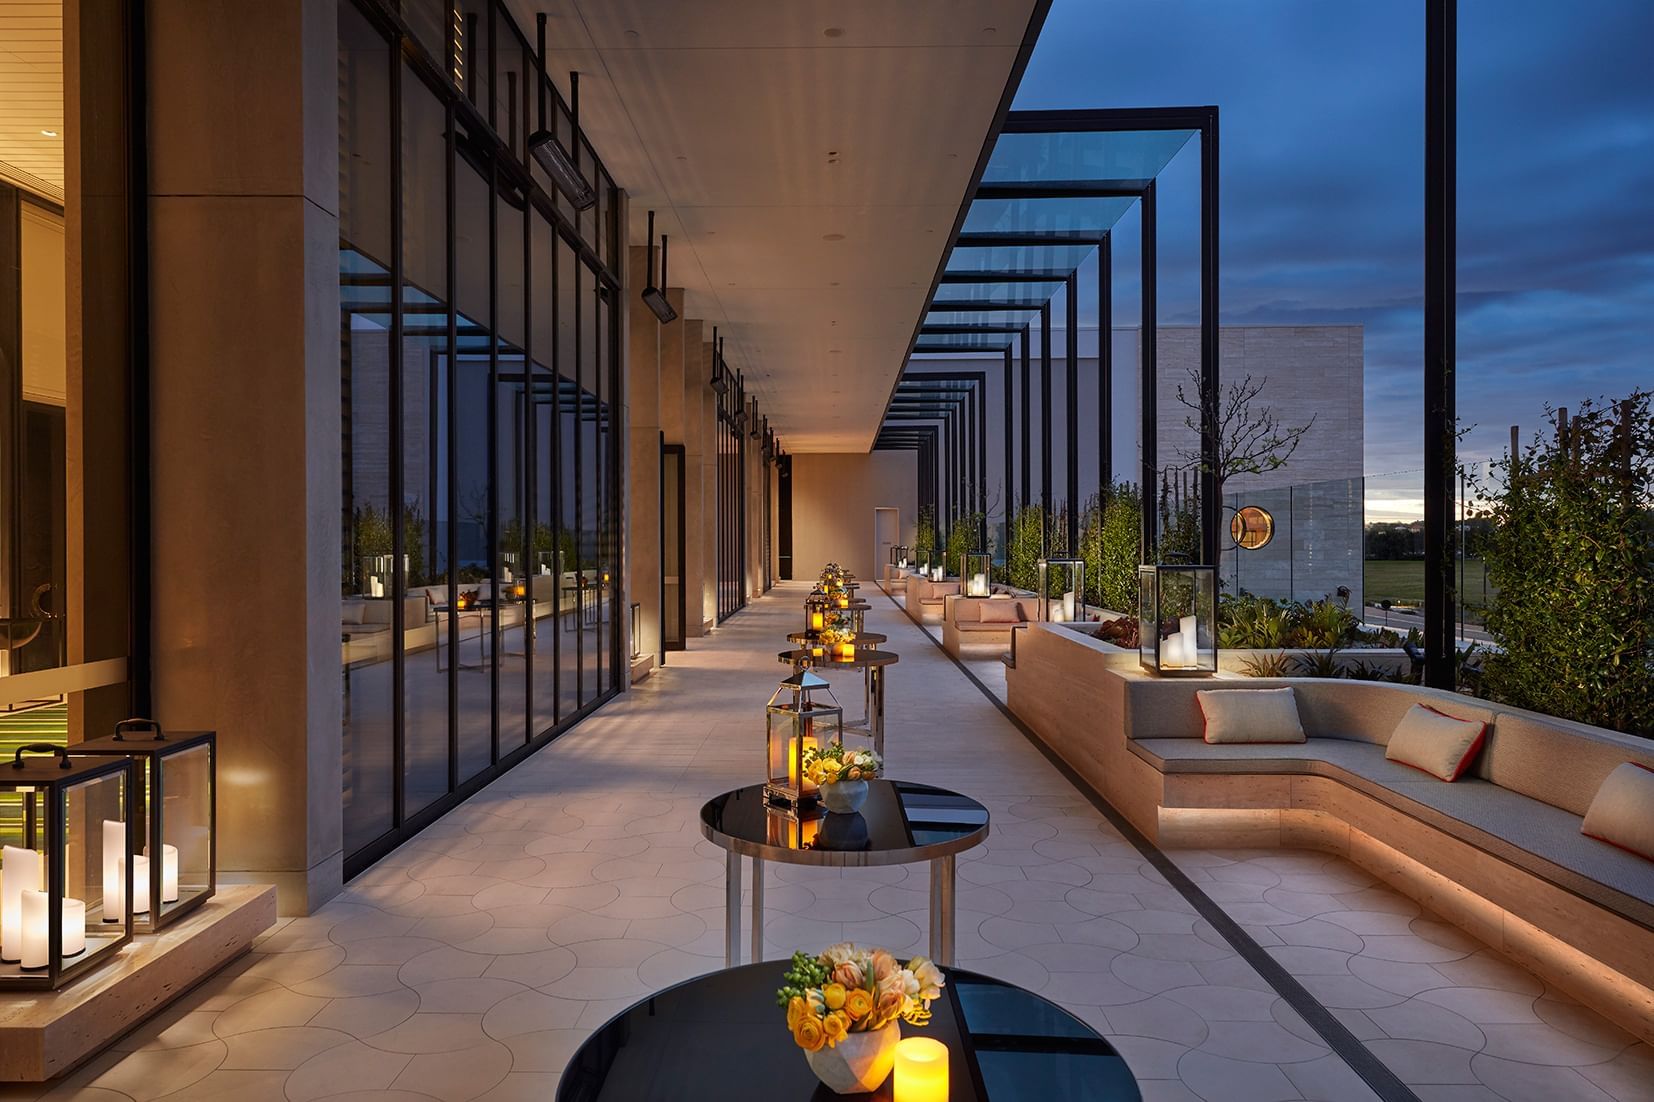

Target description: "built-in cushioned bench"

left=941, top=594, right=1039, bottom=656
left=1004, top=623, right=1654, bottom=1045
left=903, top=574, right=960, bottom=621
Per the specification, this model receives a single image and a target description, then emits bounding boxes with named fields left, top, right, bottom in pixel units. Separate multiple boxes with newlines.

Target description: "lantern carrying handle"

left=114, top=717, right=166, bottom=742
left=12, top=743, right=72, bottom=769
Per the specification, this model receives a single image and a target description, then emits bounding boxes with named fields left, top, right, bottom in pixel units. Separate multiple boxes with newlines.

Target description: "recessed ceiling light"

left=822, top=233, right=845, bottom=241
left=983, top=26, right=998, bottom=33
left=829, top=281, right=840, bottom=287
left=824, top=27, right=844, bottom=38
left=40, top=129, right=58, bottom=137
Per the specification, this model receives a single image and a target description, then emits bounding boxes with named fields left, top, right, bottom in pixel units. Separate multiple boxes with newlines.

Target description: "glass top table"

left=785, top=630, right=889, bottom=647
left=701, top=781, right=987, bottom=968
left=555, top=961, right=1142, bottom=1101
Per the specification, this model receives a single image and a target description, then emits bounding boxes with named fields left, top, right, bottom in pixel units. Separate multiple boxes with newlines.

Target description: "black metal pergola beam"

left=923, top=302, right=1047, bottom=313
left=1424, top=0, right=1457, bottom=690
left=974, top=180, right=1152, bottom=200
left=939, top=270, right=1071, bottom=284
left=955, top=232, right=1108, bottom=248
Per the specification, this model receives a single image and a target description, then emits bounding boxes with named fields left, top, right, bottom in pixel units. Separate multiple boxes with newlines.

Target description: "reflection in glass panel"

left=496, top=191, right=529, bottom=751
left=339, top=2, right=395, bottom=856
left=402, top=65, right=451, bottom=817
left=454, top=143, right=493, bottom=783
left=530, top=213, right=559, bottom=735
left=579, top=266, right=599, bottom=703
left=556, top=241, right=580, bottom=719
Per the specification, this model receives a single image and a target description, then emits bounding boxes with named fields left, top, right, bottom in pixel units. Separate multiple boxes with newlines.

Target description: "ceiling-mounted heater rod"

left=526, top=23, right=596, bottom=213
left=641, top=209, right=678, bottom=323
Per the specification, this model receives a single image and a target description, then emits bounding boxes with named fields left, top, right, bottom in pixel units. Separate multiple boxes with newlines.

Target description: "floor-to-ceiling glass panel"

left=339, top=3, right=395, bottom=857
left=579, top=263, right=599, bottom=702
left=401, top=64, right=453, bottom=818
left=662, top=445, right=685, bottom=650
left=495, top=188, right=529, bottom=750
left=454, top=131, right=494, bottom=783
left=595, top=282, right=613, bottom=694
left=530, top=211, right=558, bottom=735
left=556, top=236, right=580, bottom=719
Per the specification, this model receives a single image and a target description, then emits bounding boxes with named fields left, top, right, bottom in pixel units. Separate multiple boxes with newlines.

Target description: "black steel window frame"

left=341, top=0, right=626, bottom=880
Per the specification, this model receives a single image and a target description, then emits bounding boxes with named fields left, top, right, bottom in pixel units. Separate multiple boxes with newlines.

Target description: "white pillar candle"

left=1063, top=590, right=1077, bottom=622
left=132, top=855, right=151, bottom=915
left=21, top=887, right=49, bottom=970
left=103, top=819, right=125, bottom=922
left=62, top=897, right=86, bottom=957
left=2, top=844, right=42, bottom=962
left=157, top=844, right=180, bottom=904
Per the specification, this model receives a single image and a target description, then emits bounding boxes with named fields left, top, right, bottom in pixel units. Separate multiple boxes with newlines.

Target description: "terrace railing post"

left=1040, top=302, right=1053, bottom=550
left=1199, top=108, right=1221, bottom=570
left=1003, top=346, right=1014, bottom=536
left=1066, top=272, right=1080, bottom=552
left=1020, top=326, right=1032, bottom=513
left=1140, top=180, right=1158, bottom=561
left=1424, top=0, right=1457, bottom=690
left=1099, top=231, right=1113, bottom=495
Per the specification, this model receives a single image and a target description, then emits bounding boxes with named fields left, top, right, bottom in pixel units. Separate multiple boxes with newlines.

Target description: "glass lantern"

left=890, top=545, right=909, bottom=568
left=1, top=745, right=134, bottom=989
left=804, top=591, right=834, bottom=634
left=964, top=552, right=992, bottom=597
left=72, top=719, right=216, bottom=932
left=1139, top=564, right=1218, bottom=676
left=1037, top=558, right=1087, bottom=623
left=764, top=670, right=842, bottom=811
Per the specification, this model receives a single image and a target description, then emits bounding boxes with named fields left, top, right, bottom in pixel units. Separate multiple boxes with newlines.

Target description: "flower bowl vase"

left=804, top=1021, right=899, bottom=1094
left=819, top=779, right=868, bottom=814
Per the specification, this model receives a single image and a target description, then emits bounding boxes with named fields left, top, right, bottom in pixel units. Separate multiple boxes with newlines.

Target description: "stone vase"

left=803, top=1020, right=899, bottom=1094
left=819, top=778, right=868, bottom=814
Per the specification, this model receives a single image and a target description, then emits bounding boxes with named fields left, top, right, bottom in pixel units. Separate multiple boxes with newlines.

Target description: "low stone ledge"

left=0, top=883, right=277, bottom=1081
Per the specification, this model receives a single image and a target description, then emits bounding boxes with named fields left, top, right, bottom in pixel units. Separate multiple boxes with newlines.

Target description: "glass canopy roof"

left=980, top=129, right=1195, bottom=185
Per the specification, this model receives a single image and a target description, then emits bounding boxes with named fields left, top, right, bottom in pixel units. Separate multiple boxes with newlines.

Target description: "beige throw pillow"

left=1582, top=763, right=1654, bottom=861
left=1196, top=688, right=1306, bottom=744
left=979, top=600, right=1024, bottom=624
left=1384, top=703, right=1487, bottom=781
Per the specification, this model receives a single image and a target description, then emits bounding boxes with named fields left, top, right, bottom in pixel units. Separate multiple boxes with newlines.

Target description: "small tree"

left=913, top=506, right=937, bottom=567
left=1174, top=366, right=1315, bottom=493
left=1468, top=391, right=1652, bottom=737
left=1098, top=484, right=1144, bottom=614
left=1005, top=505, right=1044, bottom=592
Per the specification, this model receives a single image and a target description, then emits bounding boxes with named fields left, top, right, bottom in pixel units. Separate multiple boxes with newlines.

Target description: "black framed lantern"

left=1138, top=564, right=1218, bottom=676
left=889, top=545, right=909, bottom=568
left=73, top=720, right=216, bottom=932
left=764, top=670, right=843, bottom=811
left=964, top=552, right=992, bottom=597
left=1, top=746, right=134, bottom=989
left=1037, top=558, right=1087, bottom=623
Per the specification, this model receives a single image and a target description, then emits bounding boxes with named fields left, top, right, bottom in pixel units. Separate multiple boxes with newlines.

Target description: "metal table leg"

left=725, top=850, right=742, bottom=967
left=751, top=855, right=765, bottom=964
left=871, top=665, right=886, bottom=758
left=928, top=854, right=956, bottom=965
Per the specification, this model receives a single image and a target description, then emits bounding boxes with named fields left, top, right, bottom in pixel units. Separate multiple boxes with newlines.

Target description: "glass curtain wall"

left=339, top=0, right=623, bottom=875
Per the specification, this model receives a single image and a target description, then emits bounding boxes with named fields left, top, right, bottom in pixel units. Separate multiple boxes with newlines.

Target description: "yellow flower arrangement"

left=802, top=742, right=881, bottom=788
left=776, top=943, right=946, bottom=1051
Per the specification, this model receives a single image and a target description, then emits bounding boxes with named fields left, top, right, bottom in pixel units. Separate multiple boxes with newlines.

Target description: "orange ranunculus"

left=843, top=987, right=873, bottom=1021
left=874, top=988, right=904, bottom=1025
left=823, top=1011, right=850, bottom=1047
left=822, top=982, right=846, bottom=1011
left=831, top=961, right=865, bottom=990
left=786, top=996, right=808, bottom=1031
left=794, top=1014, right=827, bottom=1053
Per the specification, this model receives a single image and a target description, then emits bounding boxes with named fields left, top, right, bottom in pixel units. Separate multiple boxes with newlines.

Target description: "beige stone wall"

left=790, top=451, right=918, bottom=583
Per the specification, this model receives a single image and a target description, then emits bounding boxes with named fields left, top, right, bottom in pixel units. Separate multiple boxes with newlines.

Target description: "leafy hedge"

left=913, top=506, right=936, bottom=568
left=1470, top=392, right=1653, bottom=737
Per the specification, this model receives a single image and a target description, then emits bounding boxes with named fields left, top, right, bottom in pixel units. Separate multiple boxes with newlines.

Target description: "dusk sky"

left=1013, top=0, right=1654, bottom=522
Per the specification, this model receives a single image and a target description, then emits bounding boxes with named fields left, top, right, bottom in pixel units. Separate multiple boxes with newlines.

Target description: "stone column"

left=624, top=246, right=660, bottom=669
left=145, top=0, right=342, bottom=914
left=677, top=320, right=705, bottom=636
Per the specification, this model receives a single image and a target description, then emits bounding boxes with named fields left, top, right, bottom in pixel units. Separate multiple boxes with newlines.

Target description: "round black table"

left=701, top=780, right=986, bottom=968
left=778, top=648, right=898, bottom=754
left=555, top=961, right=1142, bottom=1101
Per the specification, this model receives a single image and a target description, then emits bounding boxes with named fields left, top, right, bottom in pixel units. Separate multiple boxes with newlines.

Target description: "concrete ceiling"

left=516, top=0, right=1045, bottom=452
left=0, top=0, right=64, bottom=203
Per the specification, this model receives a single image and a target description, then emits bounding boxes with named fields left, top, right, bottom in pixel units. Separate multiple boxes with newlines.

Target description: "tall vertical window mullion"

left=389, top=49, right=407, bottom=829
